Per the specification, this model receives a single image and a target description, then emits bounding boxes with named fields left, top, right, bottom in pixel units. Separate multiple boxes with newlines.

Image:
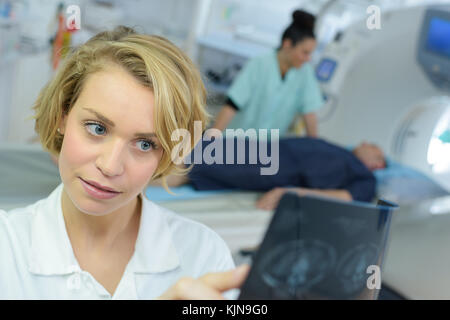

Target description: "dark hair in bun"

left=292, top=10, right=315, bottom=31
left=279, top=9, right=316, bottom=49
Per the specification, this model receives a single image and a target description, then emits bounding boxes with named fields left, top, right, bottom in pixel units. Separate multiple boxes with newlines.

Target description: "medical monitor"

left=426, top=17, right=450, bottom=59
left=315, top=58, right=337, bottom=82
left=418, top=7, right=450, bottom=91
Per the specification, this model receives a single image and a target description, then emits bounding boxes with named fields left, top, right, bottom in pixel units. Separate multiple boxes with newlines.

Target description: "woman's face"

left=59, top=64, right=163, bottom=216
left=284, top=38, right=316, bottom=68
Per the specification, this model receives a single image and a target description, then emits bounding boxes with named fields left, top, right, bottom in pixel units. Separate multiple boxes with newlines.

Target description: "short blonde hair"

left=33, top=26, right=209, bottom=185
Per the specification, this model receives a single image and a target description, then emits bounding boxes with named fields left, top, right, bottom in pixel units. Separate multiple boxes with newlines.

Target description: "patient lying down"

left=153, top=137, right=385, bottom=210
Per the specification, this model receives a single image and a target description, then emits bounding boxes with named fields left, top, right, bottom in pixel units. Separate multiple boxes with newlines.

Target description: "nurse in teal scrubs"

left=212, top=10, right=324, bottom=137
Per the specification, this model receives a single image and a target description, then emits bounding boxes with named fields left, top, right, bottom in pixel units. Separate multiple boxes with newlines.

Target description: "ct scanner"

left=1, top=3, right=450, bottom=300
left=316, top=4, right=450, bottom=193
left=315, top=4, right=450, bottom=298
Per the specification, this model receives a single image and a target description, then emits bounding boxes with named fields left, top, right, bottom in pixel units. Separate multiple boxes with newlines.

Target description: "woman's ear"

left=58, top=115, right=67, bottom=135
left=281, top=38, right=293, bottom=50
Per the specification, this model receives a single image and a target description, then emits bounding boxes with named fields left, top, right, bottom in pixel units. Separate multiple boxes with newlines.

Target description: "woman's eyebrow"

left=83, top=108, right=115, bottom=127
left=135, top=132, right=157, bottom=139
left=83, top=107, right=157, bottom=139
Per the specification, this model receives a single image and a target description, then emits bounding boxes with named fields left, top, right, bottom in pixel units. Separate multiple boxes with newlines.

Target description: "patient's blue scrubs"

left=187, top=137, right=376, bottom=202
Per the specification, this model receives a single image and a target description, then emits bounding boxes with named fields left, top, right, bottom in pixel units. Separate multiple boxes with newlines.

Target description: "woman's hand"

left=157, top=264, right=250, bottom=300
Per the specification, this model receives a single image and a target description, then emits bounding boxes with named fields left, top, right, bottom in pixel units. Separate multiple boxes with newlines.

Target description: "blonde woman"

left=0, top=26, right=248, bottom=299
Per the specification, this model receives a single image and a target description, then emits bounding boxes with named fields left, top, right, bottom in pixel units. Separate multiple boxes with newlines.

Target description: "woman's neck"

left=277, top=50, right=291, bottom=78
left=61, top=189, right=141, bottom=251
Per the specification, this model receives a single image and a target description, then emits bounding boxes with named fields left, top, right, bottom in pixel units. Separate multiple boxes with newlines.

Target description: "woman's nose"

left=95, top=140, right=125, bottom=177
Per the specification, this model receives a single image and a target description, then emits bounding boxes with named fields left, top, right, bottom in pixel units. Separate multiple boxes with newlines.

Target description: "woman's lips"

left=79, top=177, right=122, bottom=200
left=83, top=178, right=120, bottom=192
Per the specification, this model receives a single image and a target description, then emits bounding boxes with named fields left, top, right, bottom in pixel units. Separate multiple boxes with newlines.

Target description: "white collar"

left=132, top=195, right=180, bottom=273
left=28, top=184, right=180, bottom=276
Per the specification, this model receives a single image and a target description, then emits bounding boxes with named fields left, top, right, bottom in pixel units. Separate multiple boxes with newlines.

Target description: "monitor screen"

left=426, top=17, right=450, bottom=59
left=316, top=58, right=337, bottom=82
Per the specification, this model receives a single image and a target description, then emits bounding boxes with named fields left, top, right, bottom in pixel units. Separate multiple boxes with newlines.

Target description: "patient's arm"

left=302, top=188, right=352, bottom=201
left=256, top=187, right=352, bottom=211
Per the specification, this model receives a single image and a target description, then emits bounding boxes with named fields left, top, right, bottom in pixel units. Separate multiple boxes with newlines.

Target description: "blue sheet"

left=374, top=159, right=449, bottom=202
left=145, top=185, right=228, bottom=202
left=145, top=158, right=449, bottom=203
left=374, top=159, right=430, bottom=182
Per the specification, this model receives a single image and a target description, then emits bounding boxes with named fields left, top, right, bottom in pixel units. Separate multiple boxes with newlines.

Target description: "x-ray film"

left=239, top=193, right=397, bottom=300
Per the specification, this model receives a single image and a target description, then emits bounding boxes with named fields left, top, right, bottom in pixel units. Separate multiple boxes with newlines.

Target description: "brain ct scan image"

left=260, top=239, right=337, bottom=299
left=239, top=193, right=397, bottom=300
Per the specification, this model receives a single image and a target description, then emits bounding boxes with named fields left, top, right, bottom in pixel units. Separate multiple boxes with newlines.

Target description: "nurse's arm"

left=211, top=104, right=236, bottom=134
left=303, top=112, right=318, bottom=137
left=157, top=265, right=250, bottom=300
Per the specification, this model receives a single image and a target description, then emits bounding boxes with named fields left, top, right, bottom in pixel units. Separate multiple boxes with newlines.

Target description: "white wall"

left=7, top=51, right=52, bottom=143
left=0, top=0, right=65, bottom=143
left=115, top=0, right=197, bottom=48
left=1, top=0, right=198, bottom=143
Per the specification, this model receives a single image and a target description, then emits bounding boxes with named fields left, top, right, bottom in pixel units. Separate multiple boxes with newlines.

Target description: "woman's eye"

left=86, top=123, right=107, bottom=136
left=136, top=140, right=154, bottom=152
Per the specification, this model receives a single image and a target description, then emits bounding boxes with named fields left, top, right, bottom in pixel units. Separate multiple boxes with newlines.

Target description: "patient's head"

left=353, top=142, right=386, bottom=171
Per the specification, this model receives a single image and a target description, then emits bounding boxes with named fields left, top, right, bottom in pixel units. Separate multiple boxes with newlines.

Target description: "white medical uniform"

left=0, top=184, right=235, bottom=299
